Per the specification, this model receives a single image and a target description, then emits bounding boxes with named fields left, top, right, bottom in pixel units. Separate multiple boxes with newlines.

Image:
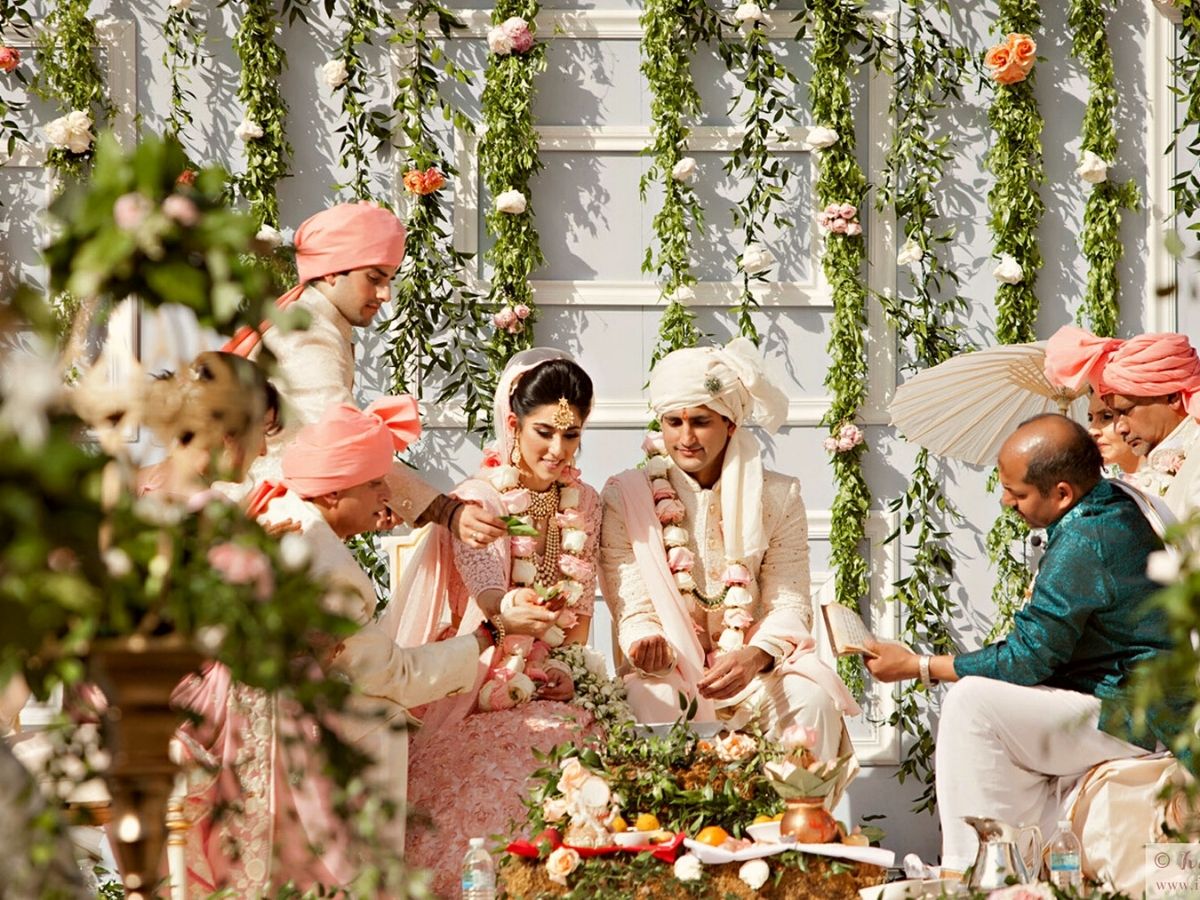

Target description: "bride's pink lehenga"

left=391, top=475, right=602, bottom=898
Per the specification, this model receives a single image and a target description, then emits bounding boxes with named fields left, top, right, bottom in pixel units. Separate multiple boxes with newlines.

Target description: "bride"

left=390, top=348, right=603, bottom=895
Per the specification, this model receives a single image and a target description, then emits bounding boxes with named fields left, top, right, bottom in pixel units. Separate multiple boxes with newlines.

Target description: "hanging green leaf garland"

left=1169, top=0, right=1200, bottom=223
left=32, top=0, right=111, bottom=180
left=228, top=0, right=292, bottom=228
left=876, top=0, right=969, bottom=814
left=981, top=2, right=1044, bottom=641
left=379, top=0, right=494, bottom=435
left=640, top=0, right=719, bottom=362
left=719, top=3, right=797, bottom=344
left=0, top=0, right=31, bottom=159
left=162, top=2, right=204, bottom=143
left=1067, top=0, right=1139, bottom=338
left=478, top=1, right=546, bottom=382
left=805, top=0, right=875, bottom=696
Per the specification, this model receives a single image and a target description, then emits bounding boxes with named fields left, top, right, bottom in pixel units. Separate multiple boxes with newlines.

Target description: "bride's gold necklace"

left=524, top=480, right=561, bottom=586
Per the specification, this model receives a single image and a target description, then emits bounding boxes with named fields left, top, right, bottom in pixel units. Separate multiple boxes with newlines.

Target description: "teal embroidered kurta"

left=954, top=479, right=1183, bottom=761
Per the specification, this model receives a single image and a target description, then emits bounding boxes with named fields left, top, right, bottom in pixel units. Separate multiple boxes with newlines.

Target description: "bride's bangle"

left=918, top=654, right=935, bottom=689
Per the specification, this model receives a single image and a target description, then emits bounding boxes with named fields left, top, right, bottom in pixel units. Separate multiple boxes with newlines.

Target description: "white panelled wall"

left=5, top=0, right=1197, bottom=864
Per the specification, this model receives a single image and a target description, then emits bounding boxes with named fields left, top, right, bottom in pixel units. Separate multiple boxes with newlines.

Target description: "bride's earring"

left=511, top=436, right=522, bottom=466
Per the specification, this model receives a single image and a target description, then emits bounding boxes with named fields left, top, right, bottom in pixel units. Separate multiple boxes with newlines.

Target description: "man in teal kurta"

left=866, top=413, right=1181, bottom=873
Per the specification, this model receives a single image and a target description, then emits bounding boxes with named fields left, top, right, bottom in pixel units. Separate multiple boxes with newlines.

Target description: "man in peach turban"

left=225, top=202, right=504, bottom=549
left=1045, top=325, right=1200, bottom=516
left=599, top=338, right=858, bottom=770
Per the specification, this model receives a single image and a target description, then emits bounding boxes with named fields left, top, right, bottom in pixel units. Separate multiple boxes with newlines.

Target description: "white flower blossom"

left=717, top=627, right=745, bottom=652
left=740, top=243, right=775, bottom=275
left=279, top=532, right=310, bottom=570
left=495, top=189, right=527, bottom=214
left=0, top=344, right=62, bottom=448
left=487, top=25, right=515, bottom=55
left=561, top=529, right=587, bottom=553
left=896, top=237, right=924, bottom=267
left=320, top=59, right=349, bottom=89
left=235, top=118, right=264, bottom=142
left=806, top=125, right=839, bottom=150
left=671, top=156, right=698, bottom=182
left=1076, top=150, right=1109, bottom=185
left=43, top=110, right=93, bottom=154
left=1147, top=549, right=1183, bottom=584
left=196, top=625, right=228, bottom=654
left=256, top=224, right=283, bottom=249
left=646, top=455, right=671, bottom=478
left=169, top=0, right=193, bottom=10
left=992, top=254, right=1024, bottom=285
left=734, top=2, right=764, bottom=26
left=103, top=548, right=133, bottom=578
left=670, top=284, right=696, bottom=305
left=490, top=465, right=521, bottom=491
left=663, top=525, right=689, bottom=547
left=674, top=853, right=703, bottom=882
left=739, top=859, right=770, bottom=891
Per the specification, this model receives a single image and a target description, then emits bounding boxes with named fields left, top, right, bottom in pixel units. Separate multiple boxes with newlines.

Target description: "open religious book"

left=821, top=602, right=879, bottom=659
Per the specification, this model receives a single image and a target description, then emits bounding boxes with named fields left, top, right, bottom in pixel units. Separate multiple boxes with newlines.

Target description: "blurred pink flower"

left=651, top=477, right=674, bottom=501
left=501, top=487, right=532, bottom=514
left=493, top=307, right=517, bottom=329
left=511, top=535, right=537, bottom=557
left=208, top=542, right=273, bottom=600
left=113, top=192, right=152, bottom=231
left=558, top=553, right=594, bottom=582
left=779, top=723, right=819, bottom=751
left=0, top=47, right=19, bottom=73
left=502, top=16, right=535, bottom=53
left=514, top=303, right=532, bottom=319
left=556, top=509, right=586, bottom=530
left=161, top=194, right=199, bottom=226
left=667, top=546, right=695, bottom=572
left=838, top=203, right=857, bottom=219
left=655, top=497, right=685, bottom=525
left=642, top=432, right=666, bottom=456
left=721, top=563, right=752, bottom=586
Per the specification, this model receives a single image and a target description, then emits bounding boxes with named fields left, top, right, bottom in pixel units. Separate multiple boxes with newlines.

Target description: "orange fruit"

left=752, top=814, right=773, bottom=825
left=695, top=825, right=730, bottom=847
left=772, top=813, right=784, bottom=821
left=610, top=815, right=628, bottom=833
left=634, top=813, right=660, bottom=832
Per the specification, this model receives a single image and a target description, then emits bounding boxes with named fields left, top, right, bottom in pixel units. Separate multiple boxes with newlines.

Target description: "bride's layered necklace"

left=641, top=433, right=756, bottom=655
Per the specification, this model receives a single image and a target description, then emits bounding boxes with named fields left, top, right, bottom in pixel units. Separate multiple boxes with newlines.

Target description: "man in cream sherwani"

left=599, top=338, right=858, bottom=762
left=225, top=201, right=505, bottom=548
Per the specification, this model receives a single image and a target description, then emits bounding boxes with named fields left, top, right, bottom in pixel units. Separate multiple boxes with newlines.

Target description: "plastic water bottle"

left=461, top=837, right=496, bottom=899
left=1047, top=819, right=1082, bottom=889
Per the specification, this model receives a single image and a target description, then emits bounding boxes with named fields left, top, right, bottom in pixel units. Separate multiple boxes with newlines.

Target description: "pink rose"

left=558, top=553, right=594, bottom=582
left=824, top=203, right=840, bottom=215
left=556, top=509, right=586, bottom=530
left=651, top=477, right=674, bottom=501
left=829, top=218, right=848, bottom=235
left=721, top=563, right=752, bottom=586
left=113, top=192, right=152, bottom=231
left=501, top=487, right=532, bottom=514
left=493, top=307, right=517, bottom=329
left=161, top=194, right=199, bottom=226
left=655, top=497, right=685, bottom=525
left=556, top=608, right=578, bottom=630
left=642, top=432, right=666, bottom=456
left=816, top=211, right=832, bottom=229
left=836, top=435, right=857, bottom=452
left=1154, top=451, right=1186, bottom=476
left=514, top=303, right=532, bottom=319
left=723, top=608, right=753, bottom=630
left=838, top=203, right=856, bottom=219
left=667, top=546, right=695, bottom=572
left=0, top=47, right=19, bottom=73
left=546, top=846, right=581, bottom=887
left=838, top=423, right=864, bottom=447
left=845, top=222, right=862, bottom=236
left=511, top=535, right=537, bottom=557
left=779, top=723, right=819, bottom=752
left=502, top=16, right=535, bottom=53
left=207, top=542, right=274, bottom=601
left=823, top=436, right=839, bottom=453
left=506, top=320, right=524, bottom=335
left=481, top=445, right=502, bottom=468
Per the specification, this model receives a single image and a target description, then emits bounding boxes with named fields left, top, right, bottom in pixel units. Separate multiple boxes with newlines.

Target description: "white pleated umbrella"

left=889, top=342, right=1088, bottom=466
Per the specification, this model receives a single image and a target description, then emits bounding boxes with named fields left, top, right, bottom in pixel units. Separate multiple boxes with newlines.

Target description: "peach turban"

left=1045, top=325, right=1200, bottom=419
left=245, top=395, right=420, bottom=516
left=223, top=202, right=407, bottom=356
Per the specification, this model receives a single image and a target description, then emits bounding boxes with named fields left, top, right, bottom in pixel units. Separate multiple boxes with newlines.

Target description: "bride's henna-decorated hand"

left=536, top=666, right=574, bottom=701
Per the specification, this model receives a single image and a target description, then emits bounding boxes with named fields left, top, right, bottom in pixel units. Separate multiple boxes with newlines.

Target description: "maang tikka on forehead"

left=552, top=397, right=575, bottom=429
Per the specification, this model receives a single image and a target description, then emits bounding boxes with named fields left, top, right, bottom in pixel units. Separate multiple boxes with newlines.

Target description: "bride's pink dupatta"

left=605, top=470, right=859, bottom=723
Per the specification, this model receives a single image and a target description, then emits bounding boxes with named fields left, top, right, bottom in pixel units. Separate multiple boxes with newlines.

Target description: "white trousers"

left=936, top=677, right=1146, bottom=872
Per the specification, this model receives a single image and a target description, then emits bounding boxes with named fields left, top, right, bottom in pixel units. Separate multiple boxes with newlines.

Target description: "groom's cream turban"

left=648, top=337, right=789, bottom=559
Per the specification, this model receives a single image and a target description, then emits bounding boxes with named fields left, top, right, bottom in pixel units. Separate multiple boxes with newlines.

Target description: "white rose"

left=671, top=156, right=698, bottom=182
left=195, top=624, right=228, bottom=654
left=674, top=570, right=696, bottom=592
left=279, top=533, right=310, bottom=570
left=1077, top=150, right=1109, bottom=185
left=543, top=625, right=565, bottom=647
left=740, top=243, right=774, bottom=275
left=66, top=129, right=94, bottom=154
left=723, top=585, right=753, bottom=607
left=495, top=188, right=527, bottom=215
left=66, top=110, right=93, bottom=133
left=235, top=118, right=264, bottom=141
left=169, top=0, right=193, bottom=10
left=43, top=116, right=71, bottom=148
left=646, top=455, right=671, bottom=478
left=739, top=859, right=770, bottom=891
left=490, top=465, right=520, bottom=491
left=670, top=284, right=696, bottom=305
left=674, top=853, right=703, bottom=882
left=320, top=58, right=349, bottom=89
left=546, top=846, right=581, bottom=887
left=806, top=125, right=839, bottom=150
left=543, top=796, right=569, bottom=822
left=896, top=237, right=924, bottom=267
left=992, top=253, right=1024, bottom=285
left=663, top=525, right=689, bottom=547
left=734, top=2, right=764, bottom=25
left=487, top=25, right=515, bottom=55
left=559, top=486, right=580, bottom=509
left=256, top=224, right=283, bottom=248
left=512, top=558, right=537, bottom=585
left=562, top=529, right=587, bottom=553
left=1147, top=549, right=1183, bottom=584
left=717, top=628, right=745, bottom=652
left=508, top=672, right=536, bottom=704
left=103, top=548, right=133, bottom=577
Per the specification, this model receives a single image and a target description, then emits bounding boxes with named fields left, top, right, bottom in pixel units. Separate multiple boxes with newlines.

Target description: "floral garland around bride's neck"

left=642, top=433, right=754, bottom=657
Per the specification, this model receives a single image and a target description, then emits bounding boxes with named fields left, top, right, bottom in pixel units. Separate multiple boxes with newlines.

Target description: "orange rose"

left=420, top=167, right=446, bottom=194
left=993, top=56, right=1029, bottom=85
left=402, top=169, right=424, bottom=194
left=1009, top=33, right=1036, bottom=64
left=984, top=42, right=1011, bottom=75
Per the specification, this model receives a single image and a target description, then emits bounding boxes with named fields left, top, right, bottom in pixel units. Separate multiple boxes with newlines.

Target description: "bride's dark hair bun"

left=511, top=358, right=593, bottom=421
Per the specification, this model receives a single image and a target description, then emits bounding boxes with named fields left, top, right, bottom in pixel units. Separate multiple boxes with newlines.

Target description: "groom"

left=599, top=338, right=858, bottom=761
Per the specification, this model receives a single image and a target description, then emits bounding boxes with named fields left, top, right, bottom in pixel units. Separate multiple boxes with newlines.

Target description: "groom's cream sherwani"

left=250, top=286, right=438, bottom=524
